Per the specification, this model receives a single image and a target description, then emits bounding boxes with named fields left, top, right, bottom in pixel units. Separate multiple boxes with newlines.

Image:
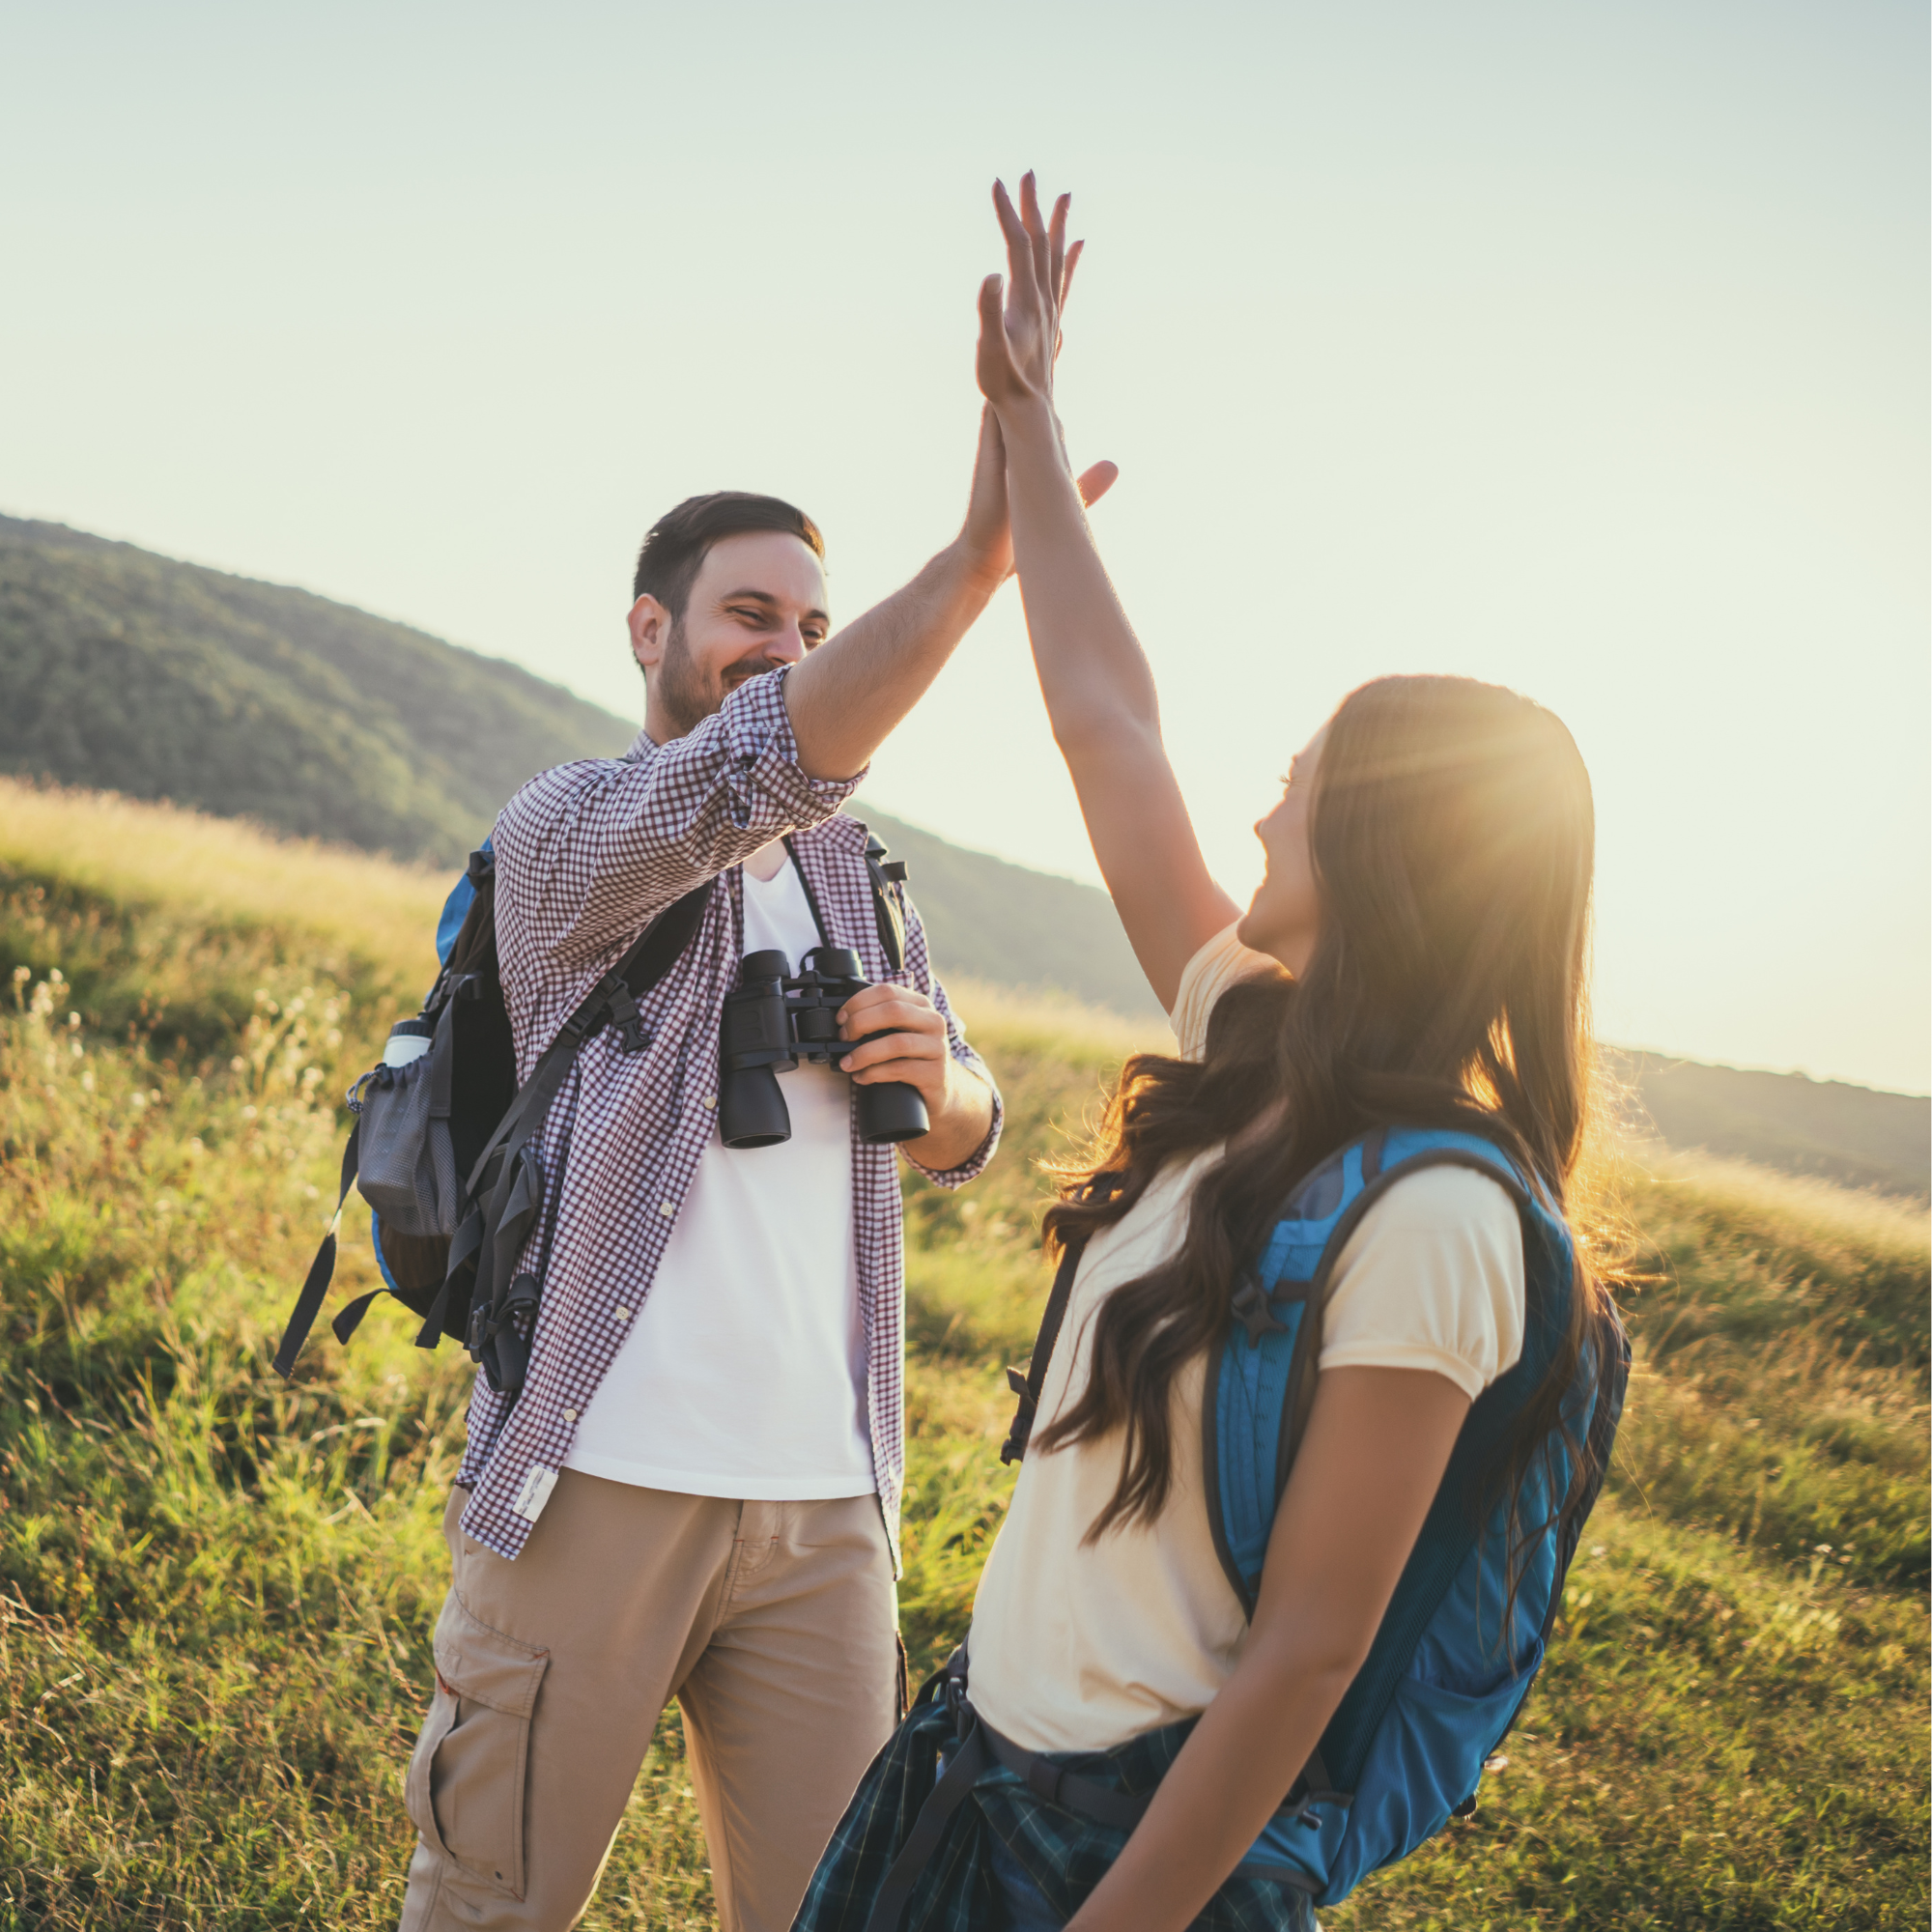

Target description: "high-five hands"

left=980, top=174, right=1081, bottom=418
left=968, top=173, right=1118, bottom=567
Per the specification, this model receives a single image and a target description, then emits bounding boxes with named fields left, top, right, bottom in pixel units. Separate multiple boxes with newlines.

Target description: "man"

left=398, top=401, right=1110, bottom=1932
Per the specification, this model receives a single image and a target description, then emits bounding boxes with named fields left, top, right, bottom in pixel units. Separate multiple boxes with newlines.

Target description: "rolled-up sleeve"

left=497, top=668, right=862, bottom=970
left=897, top=895, right=1002, bottom=1188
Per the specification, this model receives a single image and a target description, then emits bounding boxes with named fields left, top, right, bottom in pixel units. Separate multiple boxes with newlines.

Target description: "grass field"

left=1, top=783, right=1925, bottom=1931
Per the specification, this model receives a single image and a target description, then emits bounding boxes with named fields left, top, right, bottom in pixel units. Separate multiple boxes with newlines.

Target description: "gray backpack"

left=273, top=832, right=909, bottom=1399
left=272, top=850, right=715, bottom=1394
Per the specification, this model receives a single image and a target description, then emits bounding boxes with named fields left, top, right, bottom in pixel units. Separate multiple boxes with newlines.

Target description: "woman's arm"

left=1063, top=1365, right=1471, bottom=1932
left=980, top=179, right=1238, bottom=1010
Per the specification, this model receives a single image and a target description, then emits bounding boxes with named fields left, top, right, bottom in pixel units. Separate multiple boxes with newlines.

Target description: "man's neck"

left=743, top=838, right=788, bottom=884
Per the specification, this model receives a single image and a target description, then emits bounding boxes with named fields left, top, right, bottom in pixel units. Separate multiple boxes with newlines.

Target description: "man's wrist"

left=905, top=1060, right=993, bottom=1171
left=938, top=530, right=1009, bottom=606
left=927, top=537, right=1005, bottom=611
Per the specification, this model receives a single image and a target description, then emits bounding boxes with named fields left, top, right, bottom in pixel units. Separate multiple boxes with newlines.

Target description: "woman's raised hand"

left=973, top=171, right=1236, bottom=1010
left=978, top=173, right=1082, bottom=418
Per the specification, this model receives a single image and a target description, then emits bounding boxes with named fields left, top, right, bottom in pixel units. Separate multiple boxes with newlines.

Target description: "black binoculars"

left=718, top=947, right=930, bottom=1150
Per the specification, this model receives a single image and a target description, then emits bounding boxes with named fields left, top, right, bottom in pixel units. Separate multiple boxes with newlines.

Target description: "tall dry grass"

left=0, top=783, right=1924, bottom=1929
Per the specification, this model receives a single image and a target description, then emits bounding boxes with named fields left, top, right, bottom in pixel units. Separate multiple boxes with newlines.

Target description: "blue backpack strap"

left=1307, top=1134, right=1579, bottom=1797
left=1202, top=1125, right=1576, bottom=1775
left=1201, top=1136, right=1372, bottom=1615
left=436, top=839, right=493, bottom=969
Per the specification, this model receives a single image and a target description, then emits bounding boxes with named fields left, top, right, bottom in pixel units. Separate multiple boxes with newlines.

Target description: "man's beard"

left=654, top=619, right=783, bottom=739
left=653, top=617, right=722, bottom=739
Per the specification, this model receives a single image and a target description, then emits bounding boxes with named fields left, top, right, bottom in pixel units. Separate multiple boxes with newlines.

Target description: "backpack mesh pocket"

left=356, top=1056, right=461, bottom=1238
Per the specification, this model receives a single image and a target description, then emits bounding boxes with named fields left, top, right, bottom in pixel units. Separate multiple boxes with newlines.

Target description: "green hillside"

left=1611, top=1049, right=1929, bottom=1204
left=857, top=803, right=1158, bottom=1017
left=0, top=514, right=633, bottom=865
left=0, top=515, right=1160, bottom=1014
left=0, top=788, right=1925, bottom=1930
left=3, top=513, right=1921, bottom=1189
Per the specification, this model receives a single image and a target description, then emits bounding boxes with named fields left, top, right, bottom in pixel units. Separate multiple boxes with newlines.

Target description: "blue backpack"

left=993, top=1122, right=1629, bottom=1911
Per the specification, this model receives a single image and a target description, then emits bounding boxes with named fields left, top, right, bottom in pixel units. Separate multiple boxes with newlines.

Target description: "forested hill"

left=0, top=513, right=1158, bottom=1012
left=3, top=513, right=1922, bottom=1193
left=0, top=515, right=636, bottom=865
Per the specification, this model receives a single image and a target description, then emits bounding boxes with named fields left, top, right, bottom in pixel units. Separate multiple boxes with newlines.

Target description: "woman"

left=798, top=179, right=1622, bottom=1932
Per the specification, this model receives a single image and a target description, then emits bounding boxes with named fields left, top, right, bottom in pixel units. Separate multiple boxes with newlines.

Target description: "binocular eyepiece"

left=718, top=946, right=931, bottom=1150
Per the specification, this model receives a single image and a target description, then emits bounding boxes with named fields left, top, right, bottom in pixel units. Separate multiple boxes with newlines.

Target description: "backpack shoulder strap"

left=1000, top=1177, right=1123, bottom=1464
left=273, top=875, right=715, bottom=1382
left=443, top=876, right=715, bottom=1371
left=1203, top=1125, right=1543, bottom=1613
left=865, top=831, right=908, bottom=973
left=1000, top=1239, right=1084, bottom=1465
left=1233, top=1126, right=1585, bottom=1804
left=461, top=876, right=713, bottom=1195
left=271, top=1119, right=364, bottom=1378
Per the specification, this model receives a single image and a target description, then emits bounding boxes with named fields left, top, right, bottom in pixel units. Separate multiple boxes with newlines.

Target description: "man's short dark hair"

left=633, top=493, right=825, bottom=618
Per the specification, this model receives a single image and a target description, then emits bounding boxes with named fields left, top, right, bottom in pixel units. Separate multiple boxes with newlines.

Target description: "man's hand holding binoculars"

left=834, top=981, right=992, bottom=1171
left=718, top=947, right=994, bottom=1172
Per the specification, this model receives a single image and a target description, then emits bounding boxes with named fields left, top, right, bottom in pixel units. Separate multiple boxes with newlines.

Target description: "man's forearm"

left=782, top=542, right=999, bottom=781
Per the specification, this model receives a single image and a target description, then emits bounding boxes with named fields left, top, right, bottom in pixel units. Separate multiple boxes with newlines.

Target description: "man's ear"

left=629, top=594, right=671, bottom=676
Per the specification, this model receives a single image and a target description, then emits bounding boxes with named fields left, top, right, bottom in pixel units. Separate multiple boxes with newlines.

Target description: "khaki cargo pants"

left=398, top=1472, right=900, bottom=1932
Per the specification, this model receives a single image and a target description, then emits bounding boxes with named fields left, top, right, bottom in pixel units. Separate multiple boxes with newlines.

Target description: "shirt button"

left=614, top=1306, right=631, bottom=1321
left=702, top=1095, right=717, bottom=1110
left=563, top=1407, right=578, bottom=1422
left=659, top=1201, right=675, bottom=1218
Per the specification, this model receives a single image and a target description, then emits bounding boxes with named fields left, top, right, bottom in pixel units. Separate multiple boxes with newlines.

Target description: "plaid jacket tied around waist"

left=453, top=668, right=1001, bottom=1564
left=795, top=1678, right=1314, bottom=1932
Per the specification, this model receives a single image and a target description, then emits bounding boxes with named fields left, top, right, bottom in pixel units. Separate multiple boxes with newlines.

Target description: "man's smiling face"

left=631, top=530, right=831, bottom=741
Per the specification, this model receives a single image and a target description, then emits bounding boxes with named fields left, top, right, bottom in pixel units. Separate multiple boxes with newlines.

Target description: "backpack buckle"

left=605, top=987, right=650, bottom=1054
left=1231, top=1271, right=1287, bottom=1346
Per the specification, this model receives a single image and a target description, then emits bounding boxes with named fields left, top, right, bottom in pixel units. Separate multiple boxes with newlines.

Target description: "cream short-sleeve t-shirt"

left=964, top=923, right=1526, bottom=1754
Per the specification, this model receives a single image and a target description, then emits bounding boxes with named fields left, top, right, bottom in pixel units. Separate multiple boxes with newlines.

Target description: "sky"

left=4, top=2, right=1926, bottom=1094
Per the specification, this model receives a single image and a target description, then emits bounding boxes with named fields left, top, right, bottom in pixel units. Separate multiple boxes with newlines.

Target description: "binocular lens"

left=719, top=1063, right=793, bottom=1149
left=718, top=945, right=930, bottom=1149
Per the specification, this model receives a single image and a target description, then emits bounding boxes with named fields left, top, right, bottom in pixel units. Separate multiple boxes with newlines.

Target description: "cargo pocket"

left=405, top=1591, right=550, bottom=1900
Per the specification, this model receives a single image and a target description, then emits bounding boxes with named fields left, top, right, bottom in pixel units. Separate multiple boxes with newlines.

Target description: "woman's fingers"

left=1047, top=192, right=1070, bottom=305
left=993, top=179, right=1039, bottom=308
left=1019, top=172, right=1053, bottom=299
left=991, top=174, right=1080, bottom=401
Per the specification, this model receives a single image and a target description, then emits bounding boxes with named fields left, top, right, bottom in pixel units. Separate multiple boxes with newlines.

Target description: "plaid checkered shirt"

left=453, top=667, right=1001, bottom=1563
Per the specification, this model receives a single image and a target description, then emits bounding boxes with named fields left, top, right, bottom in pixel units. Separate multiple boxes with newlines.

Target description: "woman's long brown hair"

left=1034, top=675, right=1620, bottom=1585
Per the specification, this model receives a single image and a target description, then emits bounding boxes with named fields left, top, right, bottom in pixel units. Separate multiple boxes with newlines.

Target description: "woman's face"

left=1237, top=725, right=1325, bottom=977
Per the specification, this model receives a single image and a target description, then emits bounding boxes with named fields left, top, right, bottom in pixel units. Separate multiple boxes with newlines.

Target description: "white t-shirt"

left=562, top=849, right=875, bottom=1500
left=965, top=923, right=1526, bottom=1753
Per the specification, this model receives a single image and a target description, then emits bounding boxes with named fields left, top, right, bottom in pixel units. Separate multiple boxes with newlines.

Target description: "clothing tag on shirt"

left=513, top=1463, right=558, bottom=1523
